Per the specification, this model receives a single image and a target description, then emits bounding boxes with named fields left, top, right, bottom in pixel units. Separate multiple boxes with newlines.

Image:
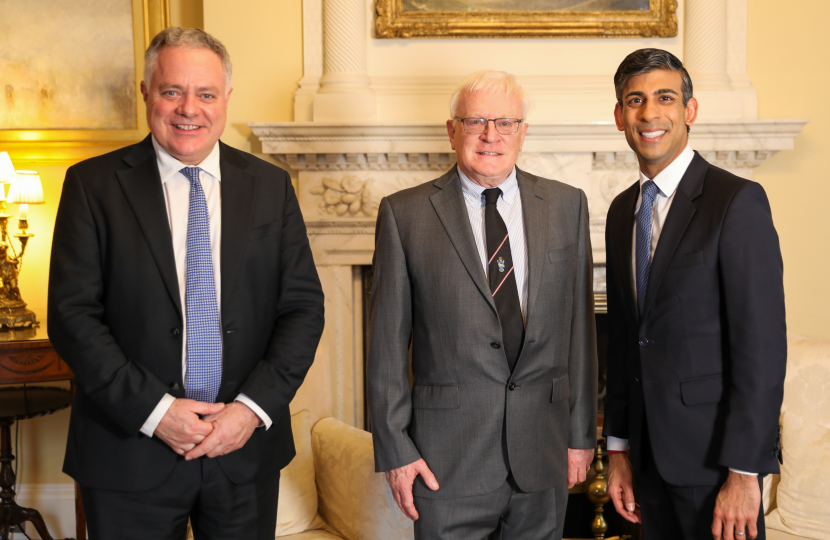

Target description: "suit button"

left=508, top=383, right=516, bottom=391
left=171, top=383, right=180, bottom=391
left=171, top=328, right=181, bottom=337
left=491, top=342, right=501, bottom=349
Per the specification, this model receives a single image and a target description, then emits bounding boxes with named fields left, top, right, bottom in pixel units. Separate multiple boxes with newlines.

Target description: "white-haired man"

left=48, top=27, right=324, bottom=539
left=368, top=70, right=598, bottom=539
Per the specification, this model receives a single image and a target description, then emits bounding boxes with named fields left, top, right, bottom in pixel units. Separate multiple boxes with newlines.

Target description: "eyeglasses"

left=454, top=117, right=523, bottom=135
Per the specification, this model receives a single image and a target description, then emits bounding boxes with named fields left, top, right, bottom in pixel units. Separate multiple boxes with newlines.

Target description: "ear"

left=685, top=96, right=699, bottom=127
left=613, top=102, right=625, bottom=131
left=226, top=87, right=233, bottom=101
left=446, top=119, right=457, bottom=150
left=140, top=81, right=149, bottom=103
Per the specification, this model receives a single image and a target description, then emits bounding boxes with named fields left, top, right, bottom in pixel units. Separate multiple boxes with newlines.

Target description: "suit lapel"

left=218, top=142, right=256, bottom=313
left=613, top=182, right=640, bottom=324
left=117, top=136, right=182, bottom=317
left=641, top=152, right=708, bottom=319
left=429, top=167, right=496, bottom=314
left=517, top=168, right=547, bottom=328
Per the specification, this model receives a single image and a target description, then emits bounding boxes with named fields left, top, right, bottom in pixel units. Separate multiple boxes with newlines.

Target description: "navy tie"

left=635, top=180, right=660, bottom=317
left=181, top=167, right=222, bottom=403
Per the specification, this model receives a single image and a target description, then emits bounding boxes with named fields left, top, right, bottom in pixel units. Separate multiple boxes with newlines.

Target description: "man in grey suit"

left=367, top=71, right=598, bottom=540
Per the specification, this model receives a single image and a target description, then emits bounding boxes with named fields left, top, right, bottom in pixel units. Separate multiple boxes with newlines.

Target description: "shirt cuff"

left=140, top=393, right=176, bottom=437
left=235, top=394, right=272, bottom=430
left=729, top=468, right=758, bottom=476
left=606, top=436, right=629, bottom=452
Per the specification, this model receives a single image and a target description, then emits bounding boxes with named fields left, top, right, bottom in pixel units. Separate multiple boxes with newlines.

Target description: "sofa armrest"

left=311, top=418, right=413, bottom=540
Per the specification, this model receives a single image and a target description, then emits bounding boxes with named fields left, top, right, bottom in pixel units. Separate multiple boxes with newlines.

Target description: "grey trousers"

left=413, top=474, right=567, bottom=540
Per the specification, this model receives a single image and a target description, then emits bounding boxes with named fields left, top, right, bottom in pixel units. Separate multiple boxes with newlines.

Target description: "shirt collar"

left=638, top=142, right=694, bottom=199
left=458, top=166, right=520, bottom=208
left=151, top=136, right=222, bottom=184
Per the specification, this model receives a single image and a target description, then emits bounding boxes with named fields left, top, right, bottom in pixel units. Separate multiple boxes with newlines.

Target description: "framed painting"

left=376, top=0, right=678, bottom=38
left=0, top=0, right=170, bottom=164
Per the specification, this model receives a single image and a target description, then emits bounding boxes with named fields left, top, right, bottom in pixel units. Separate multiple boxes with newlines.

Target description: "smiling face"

left=141, top=46, right=231, bottom=165
left=614, top=69, right=698, bottom=179
left=446, top=89, right=528, bottom=188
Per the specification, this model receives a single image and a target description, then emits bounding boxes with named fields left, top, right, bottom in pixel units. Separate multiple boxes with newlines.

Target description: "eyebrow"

left=624, top=88, right=679, bottom=100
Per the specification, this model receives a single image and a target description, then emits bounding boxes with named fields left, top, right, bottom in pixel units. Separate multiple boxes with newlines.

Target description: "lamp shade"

left=8, top=171, right=45, bottom=205
left=0, top=152, right=15, bottom=184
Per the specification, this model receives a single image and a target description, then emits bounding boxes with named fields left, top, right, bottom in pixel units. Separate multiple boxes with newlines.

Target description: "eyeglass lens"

left=462, top=118, right=520, bottom=135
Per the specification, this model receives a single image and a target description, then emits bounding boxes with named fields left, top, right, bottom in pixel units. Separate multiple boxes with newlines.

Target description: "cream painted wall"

left=748, top=1, right=830, bottom=340
left=203, top=0, right=303, bottom=165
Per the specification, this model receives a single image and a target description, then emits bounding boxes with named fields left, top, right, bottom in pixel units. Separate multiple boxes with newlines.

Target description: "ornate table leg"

left=587, top=443, right=611, bottom=539
left=0, top=420, right=71, bottom=540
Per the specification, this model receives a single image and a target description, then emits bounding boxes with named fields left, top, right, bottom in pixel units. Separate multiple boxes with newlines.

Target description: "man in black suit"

left=48, top=27, right=324, bottom=539
left=603, top=49, right=786, bottom=540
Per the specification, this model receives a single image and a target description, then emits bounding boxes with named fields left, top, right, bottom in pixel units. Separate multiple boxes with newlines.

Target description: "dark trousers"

left=414, top=473, right=567, bottom=540
left=80, top=457, right=280, bottom=540
left=634, top=420, right=765, bottom=540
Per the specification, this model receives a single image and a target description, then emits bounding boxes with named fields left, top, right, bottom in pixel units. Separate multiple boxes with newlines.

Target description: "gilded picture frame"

left=0, top=0, right=170, bottom=165
left=376, top=0, right=678, bottom=39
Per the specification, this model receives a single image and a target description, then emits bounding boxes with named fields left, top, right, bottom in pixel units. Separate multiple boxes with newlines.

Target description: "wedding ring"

left=736, top=532, right=746, bottom=537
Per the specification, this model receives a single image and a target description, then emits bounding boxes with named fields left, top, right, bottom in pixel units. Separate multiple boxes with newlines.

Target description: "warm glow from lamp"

left=8, top=171, right=45, bottom=221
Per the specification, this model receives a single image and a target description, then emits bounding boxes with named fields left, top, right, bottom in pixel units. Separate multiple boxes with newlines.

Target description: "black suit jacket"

left=48, top=135, right=324, bottom=491
left=602, top=152, right=786, bottom=486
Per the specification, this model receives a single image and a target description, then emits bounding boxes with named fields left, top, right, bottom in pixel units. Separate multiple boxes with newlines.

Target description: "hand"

left=607, top=453, right=641, bottom=524
left=384, top=458, right=439, bottom=520
left=568, top=447, right=595, bottom=488
left=154, top=399, right=224, bottom=455
left=712, top=471, right=761, bottom=540
left=184, top=402, right=260, bottom=460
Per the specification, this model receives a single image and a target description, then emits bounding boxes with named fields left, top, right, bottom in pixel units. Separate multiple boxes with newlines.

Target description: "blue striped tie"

left=636, top=180, right=660, bottom=317
left=181, top=167, right=222, bottom=403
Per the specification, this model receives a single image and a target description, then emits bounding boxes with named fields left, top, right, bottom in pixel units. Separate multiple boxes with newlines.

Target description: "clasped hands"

left=385, top=448, right=594, bottom=521
left=154, top=398, right=260, bottom=460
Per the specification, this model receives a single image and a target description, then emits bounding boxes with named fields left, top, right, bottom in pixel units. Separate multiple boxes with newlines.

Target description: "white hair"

left=449, top=70, right=532, bottom=119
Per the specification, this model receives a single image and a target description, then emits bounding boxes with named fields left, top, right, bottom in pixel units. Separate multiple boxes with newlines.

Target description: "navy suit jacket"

left=602, top=152, right=786, bottom=486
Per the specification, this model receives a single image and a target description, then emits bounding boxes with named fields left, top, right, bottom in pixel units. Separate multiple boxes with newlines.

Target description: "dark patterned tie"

left=635, top=180, right=660, bottom=318
left=181, top=166, right=222, bottom=402
left=483, top=188, right=524, bottom=372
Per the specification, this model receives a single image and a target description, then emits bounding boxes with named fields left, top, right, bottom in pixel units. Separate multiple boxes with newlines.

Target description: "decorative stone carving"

left=310, top=175, right=378, bottom=216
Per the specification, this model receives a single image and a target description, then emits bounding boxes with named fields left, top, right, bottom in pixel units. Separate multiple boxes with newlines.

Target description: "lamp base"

left=0, top=298, right=38, bottom=328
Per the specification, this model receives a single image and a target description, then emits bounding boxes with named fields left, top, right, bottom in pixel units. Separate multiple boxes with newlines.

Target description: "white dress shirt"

left=606, top=144, right=754, bottom=475
left=140, top=137, right=271, bottom=437
left=458, top=167, right=528, bottom=318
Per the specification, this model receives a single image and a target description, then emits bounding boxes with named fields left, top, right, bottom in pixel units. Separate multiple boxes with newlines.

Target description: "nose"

left=479, top=119, right=500, bottom=142
left=177, top=92, right=198, bottom=118
left=640, top=98, right=660, bottom=123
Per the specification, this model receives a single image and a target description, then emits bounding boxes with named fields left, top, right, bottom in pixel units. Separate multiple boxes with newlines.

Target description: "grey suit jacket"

left=368, top=166, right=597, bottom=499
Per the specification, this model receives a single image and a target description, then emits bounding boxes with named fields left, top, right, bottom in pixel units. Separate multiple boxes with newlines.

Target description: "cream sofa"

left=188, top=410, right=413, bottom=540
left=763, top=334, right=830, bottom=540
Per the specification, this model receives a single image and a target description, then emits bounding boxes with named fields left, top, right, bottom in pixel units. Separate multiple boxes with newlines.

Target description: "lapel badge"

left=497, top=257, right=506, bottom=273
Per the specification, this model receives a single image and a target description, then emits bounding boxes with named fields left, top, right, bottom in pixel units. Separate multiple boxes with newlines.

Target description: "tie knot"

left=483, top=188, right=502, bottom=206
left=642, top=180, right=659, bottom=202
left=181, top=167, right=201, bottom=183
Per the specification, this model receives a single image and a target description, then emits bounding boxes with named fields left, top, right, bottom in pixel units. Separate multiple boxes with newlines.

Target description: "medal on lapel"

left=497, top=257, right=505, bottom=273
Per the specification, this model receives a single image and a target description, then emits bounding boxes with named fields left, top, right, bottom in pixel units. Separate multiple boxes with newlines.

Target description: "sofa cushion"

left=765, top=334, right=830, bottom=540
left=279, top=531, right=344, bottom=540
left=276, top=410, right=326, bottom=536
